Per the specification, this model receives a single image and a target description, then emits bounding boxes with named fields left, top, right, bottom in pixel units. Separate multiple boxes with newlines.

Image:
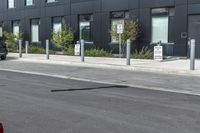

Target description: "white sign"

left=154, top=46, right=163, bottom=61
left=117, top=24, right=123, bottom=34
left=74, top=44, right=80, bottom=56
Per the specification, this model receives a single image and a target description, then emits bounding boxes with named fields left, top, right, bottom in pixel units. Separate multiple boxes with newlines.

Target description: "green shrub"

left=85, top=48, right=113, bottom=57
left=51, top=24, right=74, bottom=51
left=23, top=46, right=55, bottom=54
left=3, top=31, right=23, bottom=52
left=49, top=49, right=56, bottom=55
left=110, top=20, right=140, bottom=56
left=29, top=46, right=45, bottom=54
left=132, top=47, right=153, bottom=59
left=63, top=46, right=74, bottom=56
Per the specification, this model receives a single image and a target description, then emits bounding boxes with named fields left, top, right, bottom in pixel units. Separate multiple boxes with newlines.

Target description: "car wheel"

left=1, top=55, right=6, bottom=60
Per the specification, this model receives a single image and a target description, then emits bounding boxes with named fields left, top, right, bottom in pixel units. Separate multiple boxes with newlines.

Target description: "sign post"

left=154, top=42, right=163, bottom=61
left=117, top=23, right=123, bottom=58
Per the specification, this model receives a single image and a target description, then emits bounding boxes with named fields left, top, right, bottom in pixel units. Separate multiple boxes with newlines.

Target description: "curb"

left=13, top=58, right=200, bottom=77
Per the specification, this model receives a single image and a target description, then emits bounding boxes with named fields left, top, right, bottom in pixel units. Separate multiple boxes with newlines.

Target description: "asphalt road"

left=1, top=59, right=200, bottom=95
left=0, top=70, right=200, bottom=133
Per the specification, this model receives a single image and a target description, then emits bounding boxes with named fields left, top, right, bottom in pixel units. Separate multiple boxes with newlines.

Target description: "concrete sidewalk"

left=7, top=53, right=200, bottom=76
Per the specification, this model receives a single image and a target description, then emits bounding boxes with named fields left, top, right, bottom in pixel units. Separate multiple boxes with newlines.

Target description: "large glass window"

left=52, top=17, right=63, bottom=33
left=12, top=20, right=20, bottom=37
left=110, top=11, right=129, bottom=43
left=151, top=8, right=175, bottom=43
left=46, top=0, right=57, bottom=3
left=152, top=16, right=168, bottom=43
left=31, top=19, right=40, bottom=42
left=79, top=14, right=93, bottom=42
left=8, top=0, right=15, bottom=8
left=26, top=0, right=33, bottom=6
left=0, top=22, right=3, bottom=38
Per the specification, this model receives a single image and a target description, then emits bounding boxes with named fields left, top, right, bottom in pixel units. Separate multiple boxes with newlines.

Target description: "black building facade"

left=0, top=0, right=200, bottom=57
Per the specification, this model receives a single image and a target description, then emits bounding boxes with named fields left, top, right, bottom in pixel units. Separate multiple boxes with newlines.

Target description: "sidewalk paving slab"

left=7, top=53, right=200, bottom=77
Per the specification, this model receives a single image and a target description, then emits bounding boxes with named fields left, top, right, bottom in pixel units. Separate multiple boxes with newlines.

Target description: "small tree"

left=110, top=20, right=140, bottom=56
left=52, top=24, right=74, bottom=52
left=3, top=31, right=23, bottom=52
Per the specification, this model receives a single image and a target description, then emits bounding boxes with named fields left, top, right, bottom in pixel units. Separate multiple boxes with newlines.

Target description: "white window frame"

left=8, top=0, right=15, bottom=8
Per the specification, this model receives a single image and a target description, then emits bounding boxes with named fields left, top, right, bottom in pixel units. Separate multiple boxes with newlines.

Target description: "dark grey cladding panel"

left=71, top=0, right=96, bottom=3
left=71, top=1, right=99, bottom=14
left=102, top=0, right=129, bottom=12
left=129, top=0, right=139, bottom=9
left=188, top=0, right=200, bottom=4
left=0, top=0, right=7, bottom=12
left=139, top=8, right=151, bottom=44
left=17, top=0, right=25, bottom=9
left=129, top=9, right=139, bottom=20
left=0, top=13, right=6, bottom=21
left=175, top=0, right=187, bottom=5
left=6, top=10, right=24, bottom=20
left=64, top=16, right=71, bottom=25
left=92, top=13, right=102, bottom=45
left=101, top=12, right=110, bottom=47
left=173, top=44, right=187, bottom=56
left=188, top=4, right=200, bottom=14
left=140, top=0, right=175, bottom=8
left=24, top=9, right=41, bottom=18
left=174, top=4, right=187, bottom=56
left=70, top=15, right=78, bottom=31
left=45, top=5, right=66, bottom=17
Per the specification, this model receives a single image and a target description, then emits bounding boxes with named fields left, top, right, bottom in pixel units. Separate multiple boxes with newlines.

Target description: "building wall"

left=0, top=0, right=200, bottom=57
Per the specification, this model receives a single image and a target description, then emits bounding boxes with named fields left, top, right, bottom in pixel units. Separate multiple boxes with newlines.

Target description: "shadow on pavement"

left=51, top=85, right=129, bottom=92
left=6, top=56, right=18, bottom=61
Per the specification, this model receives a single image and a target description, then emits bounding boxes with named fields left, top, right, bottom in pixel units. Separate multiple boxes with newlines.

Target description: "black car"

left=0, top=39, right=8, bottom=60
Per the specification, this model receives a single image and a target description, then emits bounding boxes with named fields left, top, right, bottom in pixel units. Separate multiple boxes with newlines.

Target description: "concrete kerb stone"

left=13, top=57, right=200, bottom=77
left=6, top=53, right=200, bottom=77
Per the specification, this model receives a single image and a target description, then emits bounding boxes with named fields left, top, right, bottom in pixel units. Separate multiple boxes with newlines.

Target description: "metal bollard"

left=190, top=39, right=196, bottom=70
left=81, top=40, right=85, bottom=62
left=19, top=40, right=22, bottom=58
left=25, top=41, right=29, bottom=54
left=46, top=40, right=49, bottom=60
left=126, top=39, right=131, bottom=65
